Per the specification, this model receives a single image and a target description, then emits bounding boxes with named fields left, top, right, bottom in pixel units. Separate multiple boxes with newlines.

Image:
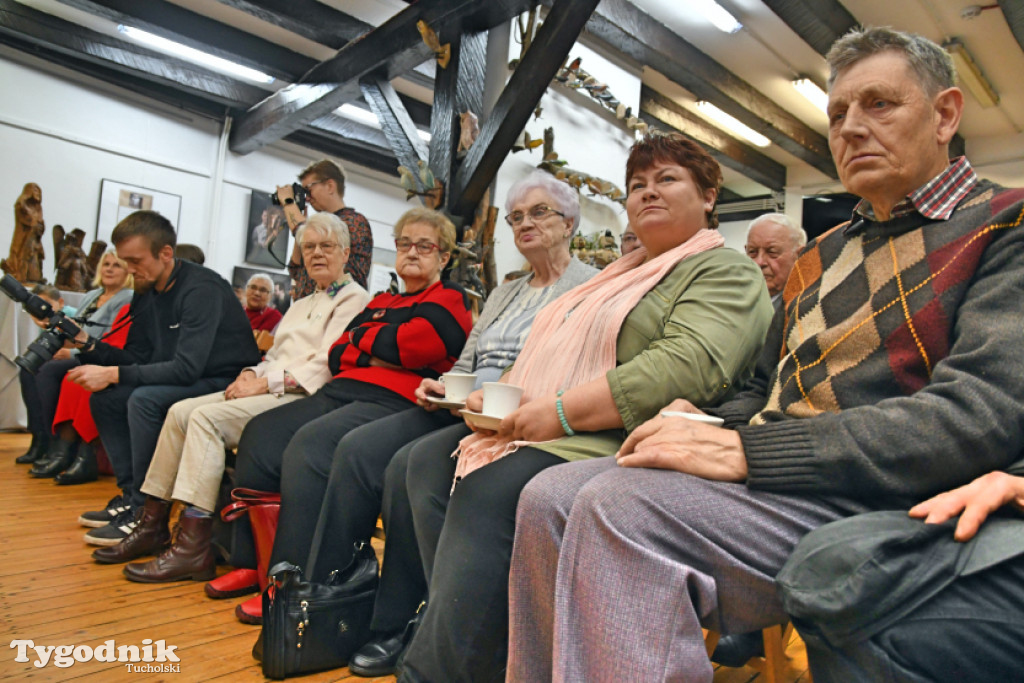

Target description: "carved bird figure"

left=458, top=111, right=480, bottom=157
left=417, top=160, right=436, bottom=190
left=398, top=165, right=419, bottom=200
left=417, top=20, right=451, bottom=69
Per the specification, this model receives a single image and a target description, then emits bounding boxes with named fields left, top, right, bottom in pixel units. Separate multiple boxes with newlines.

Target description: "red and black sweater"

left=328, top=280, right=473, bottom=402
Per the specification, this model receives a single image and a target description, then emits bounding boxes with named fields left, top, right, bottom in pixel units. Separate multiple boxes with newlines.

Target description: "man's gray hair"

left=246, top=273, right=274, bottom=292
left=747, top=213, right=807, bottom=248
left=826, top=27, right=956, bottom=97
left=505, top=171, right=582, bottom=235
left=296, top=212, right=351, bottom=249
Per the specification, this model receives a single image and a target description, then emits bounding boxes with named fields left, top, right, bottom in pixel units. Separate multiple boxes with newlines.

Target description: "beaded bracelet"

left=556, top=390, right=575, bottom=436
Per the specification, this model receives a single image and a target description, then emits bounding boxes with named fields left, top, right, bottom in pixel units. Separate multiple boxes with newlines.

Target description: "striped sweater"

left=327, top=279, right=473, bottom=402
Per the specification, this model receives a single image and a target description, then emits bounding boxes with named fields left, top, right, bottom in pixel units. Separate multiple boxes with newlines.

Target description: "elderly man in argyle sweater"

left=505, top=26, right=1024, bottom=683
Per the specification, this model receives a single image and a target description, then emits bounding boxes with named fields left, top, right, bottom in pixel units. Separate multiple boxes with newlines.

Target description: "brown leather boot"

left=92, top=497, right=171, bottom=564
left=123, top=515, right=217, bottom=583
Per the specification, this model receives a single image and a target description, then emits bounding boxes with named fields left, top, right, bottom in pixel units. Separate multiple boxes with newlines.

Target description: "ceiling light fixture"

left=695, top=101, right=770, bottom=147
left=691, top=0, right=742, bottom=34
left=943, top=38, right=999, bottom=108
left=792, top=78, right=828, bottom=114
left=117, top=25, right=275, bottom=84
left=335, top=104, right=431, bottom=142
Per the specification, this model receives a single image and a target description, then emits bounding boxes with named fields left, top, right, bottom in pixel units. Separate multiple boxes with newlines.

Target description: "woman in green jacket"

left=397, top=133, right=774, bottom=683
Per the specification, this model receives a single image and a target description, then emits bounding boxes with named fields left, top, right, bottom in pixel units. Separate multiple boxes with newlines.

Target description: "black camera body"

left=0, top=274, right=86, bottom=374
left=269, top=183, right=307, bottom=213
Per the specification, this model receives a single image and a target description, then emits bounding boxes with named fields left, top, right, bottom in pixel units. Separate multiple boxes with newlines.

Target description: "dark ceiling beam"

left=452, top=0, right=601, bottom=217
left=229, top=0, right=532, bottom=156
left=999, top=0, right=1024, bottom=57
left=430, top=24, right=488, bottom=214
left=552, top=0, right=836, bottom=178
left=759, top=0, right=858, bottom=56
left=212, top=0, right=372, bottom=51
left=52, top=0, right=313, bottom=81
left=285, top=131, right=398, bottom=177
left=360, top=77, right=429, bottom=174
left=0, top=0, right=266, bottom=107
left=639, top=87, right=786, bottom=191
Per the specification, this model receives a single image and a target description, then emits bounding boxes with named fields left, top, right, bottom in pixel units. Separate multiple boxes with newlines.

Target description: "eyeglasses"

left=246, top=284, right=271, bottom=294
left=301, top=180, right=324, bottom=194
left=505, top=204, right=566, bottom=228
left=395, top=238, right=442, bottom=255
left=300, top=241, right=340, bottom=255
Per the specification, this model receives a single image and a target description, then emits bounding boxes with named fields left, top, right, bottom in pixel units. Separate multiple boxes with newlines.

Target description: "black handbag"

left=261, top=541, right=379, bottom=679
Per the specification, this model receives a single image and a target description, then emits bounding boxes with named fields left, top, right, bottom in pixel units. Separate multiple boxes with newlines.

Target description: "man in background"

left=744, top=213, right=806, bottom=300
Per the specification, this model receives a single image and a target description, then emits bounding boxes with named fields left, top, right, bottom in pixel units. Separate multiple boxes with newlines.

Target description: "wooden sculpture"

left=85, top=240, right=107, bottom=284
left=2, top=182, right=46, bottom=283
left=54, top=227, right=90, bottom=292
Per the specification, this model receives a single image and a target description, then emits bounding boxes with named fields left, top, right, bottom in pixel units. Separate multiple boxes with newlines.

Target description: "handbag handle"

left=220, top=487, right=282, bottom=522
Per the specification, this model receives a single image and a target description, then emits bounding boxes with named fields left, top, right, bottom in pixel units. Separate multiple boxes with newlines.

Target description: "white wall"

left=0, top=49, right=411, bottom=287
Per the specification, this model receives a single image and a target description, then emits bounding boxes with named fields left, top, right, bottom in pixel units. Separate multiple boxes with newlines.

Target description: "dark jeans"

left=801, top=555, right=1024, bottom=683
left=90, top=377, right=232, bottom=508
left=230, top=379, right=409, bottom=570
left=20, top=358, right=79, bottom=436
left=296, top=407, right=459, bottom=634
left=400, top=444, right=564, bottom=683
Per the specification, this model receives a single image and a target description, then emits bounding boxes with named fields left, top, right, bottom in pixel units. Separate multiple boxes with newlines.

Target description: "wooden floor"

left=0, top=431, right=810, bottom=682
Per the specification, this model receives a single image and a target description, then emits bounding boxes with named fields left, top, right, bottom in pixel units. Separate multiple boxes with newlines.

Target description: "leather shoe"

left=29, top=438, right=75, bottom=478
left=15, top=432, right=48, bottom=464
left=205, top=567, right=259, bottom=599
left=235, top=594, right=262, bottom=625
left=123, top=515, right=216, bottom=582
left=710, top=630, right=765, bottom=667
left=349, top=608, right=425, bottom=677
left=92, top=497, right=171, bottom=564
left=55, top=441, right=98, bottom=485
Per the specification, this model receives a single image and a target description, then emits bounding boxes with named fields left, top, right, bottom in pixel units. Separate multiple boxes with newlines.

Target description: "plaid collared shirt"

left=847, top=157, right=978, bottom=232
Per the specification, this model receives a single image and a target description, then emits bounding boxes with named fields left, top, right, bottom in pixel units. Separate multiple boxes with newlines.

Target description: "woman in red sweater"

left=222, top=207, right=472, bottom=624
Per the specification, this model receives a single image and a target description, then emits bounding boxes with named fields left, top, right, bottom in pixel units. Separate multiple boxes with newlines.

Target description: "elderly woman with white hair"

left=242, top=272, right=282, bottom=333
left=91, top=212, right=371, bottom=576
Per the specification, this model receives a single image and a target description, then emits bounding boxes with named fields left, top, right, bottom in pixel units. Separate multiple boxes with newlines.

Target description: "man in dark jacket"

left=65, top=211, right=260, bottom=552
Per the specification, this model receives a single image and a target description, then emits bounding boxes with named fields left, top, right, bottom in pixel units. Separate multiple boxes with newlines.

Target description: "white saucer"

left=460, top=409, right=504, bottom=431
left=426, top=396, right=466, bottom=410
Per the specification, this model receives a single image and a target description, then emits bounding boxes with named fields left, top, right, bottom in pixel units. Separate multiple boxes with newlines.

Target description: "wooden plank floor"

left=0, top=431, right=810, bottom=682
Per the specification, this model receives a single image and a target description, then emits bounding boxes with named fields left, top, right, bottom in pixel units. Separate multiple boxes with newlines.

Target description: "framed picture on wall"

left=232, top=266, right=292, bottom=316
left=245, top=190, right=290, bottom=268
left=95, top=179, right=181, bottom=243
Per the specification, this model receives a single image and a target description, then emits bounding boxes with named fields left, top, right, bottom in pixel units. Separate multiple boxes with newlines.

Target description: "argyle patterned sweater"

left=714, top=180, right=1024, bottom=509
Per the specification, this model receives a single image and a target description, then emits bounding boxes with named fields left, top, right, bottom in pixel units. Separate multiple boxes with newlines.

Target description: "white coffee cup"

left=659, top=410, right=724, bottom=426
left=441, top=372, right=477, bottom=402
left=482, top=382, right=524, bottom=418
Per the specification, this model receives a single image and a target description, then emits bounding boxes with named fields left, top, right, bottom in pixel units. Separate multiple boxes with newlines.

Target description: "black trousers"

left=801, top=554, right=1024, bottom=683
left=90, top=377, right=231, bottom=507
left=230, top=379, right=408, bottom=570
left=19, top=358, right=79, bottom=436
left=294, top=407, right=459, bottom=632
left=400, top=444, right=564, bottom=683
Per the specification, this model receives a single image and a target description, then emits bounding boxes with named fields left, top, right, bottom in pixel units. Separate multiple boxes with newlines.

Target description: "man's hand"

left=616, top=406, right=747, bottom=482
left=415, top=378, right=445, bottom=411
left=275, top=184, right=295, bottom=203
left=52, top=348, right=72, bottom=361
left=67, top=364, right=117, bottom=392
left=909, top=471, right=1024, bottom=542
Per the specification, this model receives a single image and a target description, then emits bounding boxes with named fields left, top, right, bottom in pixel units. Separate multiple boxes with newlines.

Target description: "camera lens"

left=16, top=330, right=62, bottom=374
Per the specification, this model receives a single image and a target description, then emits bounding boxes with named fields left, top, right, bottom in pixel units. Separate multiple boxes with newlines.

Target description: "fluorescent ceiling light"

left=695, top=101, right=770, bottom=147
left=117, top=25, right=274, bottom=84
left=943, top=39, right=999, bottom=108
left=335, top=104, right=431, bottom=142
left=792, top=78, right=828, bottom=114
left=691, top=0, right=742, bottom=34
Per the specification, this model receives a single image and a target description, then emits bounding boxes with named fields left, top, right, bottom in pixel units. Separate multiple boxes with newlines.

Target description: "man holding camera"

left=277, top=159, right=372, bottom=297
left=66, top=211, right=260, bottom=550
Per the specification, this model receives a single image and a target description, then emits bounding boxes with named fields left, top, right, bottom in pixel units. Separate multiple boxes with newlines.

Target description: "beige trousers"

left=140, top=391, right=302, bottom=512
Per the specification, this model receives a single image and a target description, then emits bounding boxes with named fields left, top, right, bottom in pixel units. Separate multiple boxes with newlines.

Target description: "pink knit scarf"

left=452, top=228, right=725, bottom=483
